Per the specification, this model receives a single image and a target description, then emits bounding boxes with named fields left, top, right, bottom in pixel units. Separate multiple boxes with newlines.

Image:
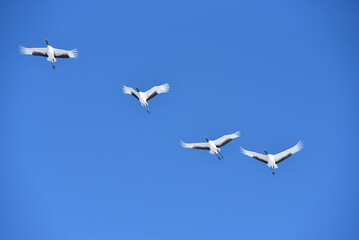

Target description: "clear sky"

left=1, top=0, right=358, bottom=239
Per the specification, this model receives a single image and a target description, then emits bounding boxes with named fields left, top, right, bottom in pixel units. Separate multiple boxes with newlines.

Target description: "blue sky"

left=1, top=0, right=359, bottom=239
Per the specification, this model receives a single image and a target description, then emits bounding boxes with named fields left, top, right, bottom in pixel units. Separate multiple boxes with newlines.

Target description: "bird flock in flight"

left=19, top=38, right=303, bottom=175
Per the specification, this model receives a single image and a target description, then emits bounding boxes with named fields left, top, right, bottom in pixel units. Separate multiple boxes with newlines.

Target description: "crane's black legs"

left=146, top=107, right=150, bottom=114
left=215, top=152, right=223, bottom=160
left=52, top=64, right=55, bottom=69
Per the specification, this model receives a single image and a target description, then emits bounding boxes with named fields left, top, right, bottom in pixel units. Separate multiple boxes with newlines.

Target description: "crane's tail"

left=209, top=149, right=220, bottom=154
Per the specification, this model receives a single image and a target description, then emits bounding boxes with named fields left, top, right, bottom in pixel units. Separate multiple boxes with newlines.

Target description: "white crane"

left=181, top=131, right=240, bottom=160
left=123, top=83, right=169, bottom=113
left=241, top=141, right=303, bottom=175
left=20, top=38, right=78, bottom=69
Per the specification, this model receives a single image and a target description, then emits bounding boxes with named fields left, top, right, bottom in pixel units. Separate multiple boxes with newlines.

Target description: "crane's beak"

left=135, top=86, right=139, bottom=92
left=45, top=38, right=49, bottom=45
left=264, top=149, right=268, bottom=155
left=205, top=137, right=209, bottom=142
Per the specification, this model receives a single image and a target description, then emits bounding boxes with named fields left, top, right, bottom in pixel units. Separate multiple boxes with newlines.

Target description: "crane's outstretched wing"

left=123, top=86, right=140, bottom=100
left=53, top=48, right=78, bottom=58
left=20, top=46, right=48, bottom=57
left=241, top=147, right=268, bottom=163
left=144, top=83, right=169, bottom=101
left=181, top=141, right=210, bottom=150
left=274, top=141, right=303, bottom=164
left=214, top=131, right=240, bottom=147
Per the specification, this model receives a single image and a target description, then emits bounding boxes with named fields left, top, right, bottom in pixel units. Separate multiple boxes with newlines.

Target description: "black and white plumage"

left=241, top=141, right=303, bottom=174
left=181, top=131, right=240, bottom=160
left=123, top=83, right=169, bottom=113
left=20, top=38, right=78, bottom=69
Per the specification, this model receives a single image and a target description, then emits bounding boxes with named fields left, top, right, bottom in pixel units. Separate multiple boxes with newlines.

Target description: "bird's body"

left=138, top=92, right=149, bottom=107
left=208, top=140, right=220, bottom=155
left=46, top=45, right=55, bottom=64
left=20, top=38, right=78, bottom=69
left=123, top=83, right=169, bottom=113
left=266, top=154, right=278, bottom=169
left=241, top=141, right=303, bottom=174
left=181, top=131, right=240, bottom=160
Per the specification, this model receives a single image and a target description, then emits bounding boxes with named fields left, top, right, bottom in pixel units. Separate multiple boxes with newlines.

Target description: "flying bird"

left=181, top=131, right=240, bottom=160
left=123, top=83, right=169, bottom=113
left=241, top=141, right=303, bottom=175
left=20, top=38, right=78, bottom=69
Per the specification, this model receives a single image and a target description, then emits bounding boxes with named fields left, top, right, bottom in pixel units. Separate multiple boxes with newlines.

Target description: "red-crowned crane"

left=123, top=83, right=169, bottom=113
left=241, top=141, right=303, bottom=175
left=181, top=131, right=240, bottom=160
left=20, top=38, right=78, bottom=69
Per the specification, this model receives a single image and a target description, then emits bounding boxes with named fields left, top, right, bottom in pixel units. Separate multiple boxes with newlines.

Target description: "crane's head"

left=264, top=148, right=268, bottom=155
left=205, top=137, right=209, bottom=142
left=135, top=86, right=139, bottom=92
left=45, top=38, right=49, bottom=45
